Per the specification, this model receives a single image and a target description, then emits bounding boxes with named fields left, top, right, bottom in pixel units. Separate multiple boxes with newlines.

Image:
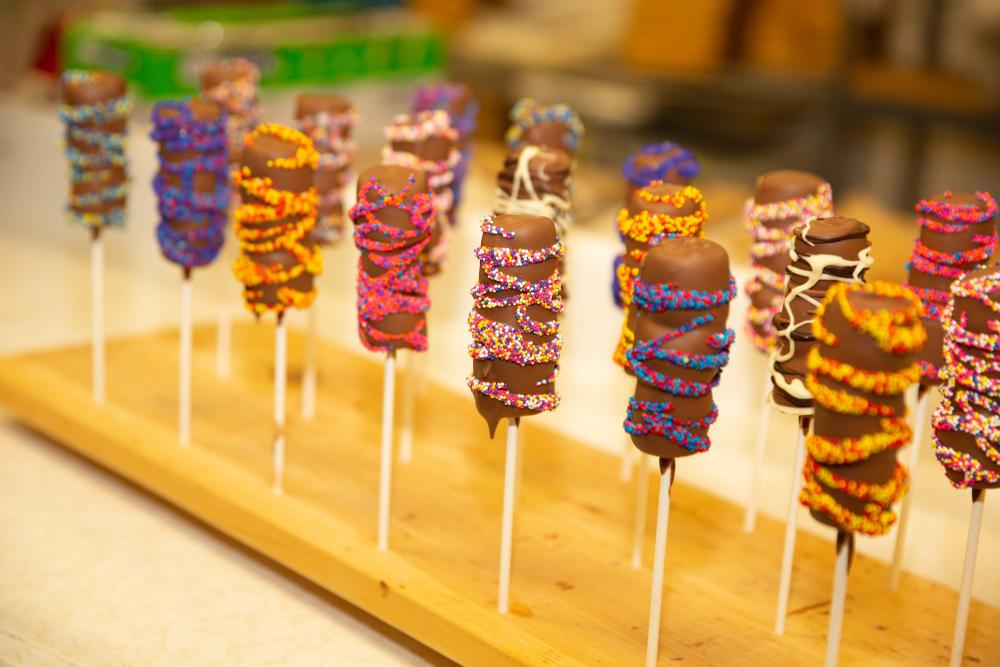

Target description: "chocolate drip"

left=932, top=265, right=1000, bottom=489
left=468, top=214, right=563, bottom=437
left=294, top=93, right=356, bottom=245
left=770, top=216, right=872, bottom=415
left=626, top=238, right=735, bottom=460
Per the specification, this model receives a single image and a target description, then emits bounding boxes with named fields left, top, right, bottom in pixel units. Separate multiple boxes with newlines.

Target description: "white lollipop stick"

left=825, top=530, right=852, bottom=667
left=950, top=489, right=986, bottom=667
left=645, top=459, right=673, bottom=667
left=743, top=374, right=774, bottom=533
left=272, top=316, right=287, bottom=495
left=498, top=417, right=519, bottom=613
left=889, top=385, right=930, bottom=589
left=631, top=453, right=649, bottom=568
left=216, top=305, right=231, bottom=379
left=377, top=350, right=396, bottom=550
left=91, top=233, right=105, bottom=404
left=301, top=304, right=318, bottom=419
left=179, top=271, right=192, bottom=446
left=399, top=351, right=416, bottom=463
left=775, top=422, right=807, bottom=635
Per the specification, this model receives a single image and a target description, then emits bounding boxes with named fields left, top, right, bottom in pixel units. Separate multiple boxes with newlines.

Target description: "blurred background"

left=2, top=0, right=999, bottom=208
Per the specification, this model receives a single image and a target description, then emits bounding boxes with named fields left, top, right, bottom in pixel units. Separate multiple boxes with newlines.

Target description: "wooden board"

left=0, top=323, right=995, bottom=666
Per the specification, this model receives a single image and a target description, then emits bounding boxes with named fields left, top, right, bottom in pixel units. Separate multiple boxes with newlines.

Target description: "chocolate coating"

left=294, top=92, right=355, bottom=245
left=354, top=164, right=431, bottom=350
left=934, top=265, right=1000, bottom=489
left=384, top=114, right=456, bottom=276
left=155, top=97, right=226, bottom=267
left=629, top=238, right=732, bottom=459
left=470, top=214, right=561, bottom=437
left=295, top=93, right=353, bottom=123
left=495, top=146, right=572, bottom=237
left=906, top=192, right=998, bottom=387
left=770, top=217, right=872, bottom=415
left=746, top=171, right=830, bottom=350
left=200, top=58, right=259, bottom=164
left=238, top=128, right=316, bottom=312
left=808, top=289, right=917, bottom=529
left=61, top=71, right=129, bottom=231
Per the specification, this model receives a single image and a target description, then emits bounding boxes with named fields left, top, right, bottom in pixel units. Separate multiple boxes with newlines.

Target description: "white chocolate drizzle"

left=768, top=219, right=873, bottom=415
left=494, top=145, right=572, bottom=236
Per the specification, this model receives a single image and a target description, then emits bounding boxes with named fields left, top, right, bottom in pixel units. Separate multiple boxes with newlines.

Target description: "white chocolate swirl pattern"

left=769, top=219, right=873, bottom=416
left=493, top=145, right=573, bottom=236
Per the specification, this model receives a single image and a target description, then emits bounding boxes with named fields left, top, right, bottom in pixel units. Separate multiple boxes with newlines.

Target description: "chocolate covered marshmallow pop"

left=770, top=217, right=873, bottom=415
left=412, top=82, right=478, bottom=224
left=350, top=164, right=434, bottom=550
left=151, top=98, right=230, bottom=445
left=467, top=213, right=564, bottom=613
left=494, top=145, right=573, bottom=238
left=382, top=111, right=459, bottom=276
left=59, top=69, right=133, bottom=404
left=889, top=191, right=996, bottom=587
left=613, top=142, right=700, bottom=308
left=746, top=172, right=833, bottom=353
left=468, top=214, right=565, bottom=437
left=799, top=281, right=924, bottom=665
left=801, top=282, right=924, bottom=535
left=622, top=141, right=700, bottom=200
left=613, top=184, right=708, bottom=369
left=771, top=216, right=873, bottom=636
left=929, top=265, right=1000, bottom=664
left=232, top=123, right=320, bottom=494
left=152, top=99, right=229, bottom=271
left=623, top=237, right=736, bottom=666
left=742, top=171, right=833, bottom=533
left=905, top=192, right=998, bottom=386
left=505, top=98, right=584, bottom=158
left=60, top=70, right=131, bottom=234
left=294, top=93, right=357, bottom=245
left=201, top=57, right=260, bottom=166
left=625, top=238, right=736, bottom=459
left=233, top=125, right=321, bottom=316
left=933, top=266, right=1000, bottom=489
left=351, top=165, right=434, bottom=353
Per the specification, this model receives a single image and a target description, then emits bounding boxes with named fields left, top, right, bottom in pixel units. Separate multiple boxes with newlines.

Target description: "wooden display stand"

left=0, top=323, right=996, bottom=665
